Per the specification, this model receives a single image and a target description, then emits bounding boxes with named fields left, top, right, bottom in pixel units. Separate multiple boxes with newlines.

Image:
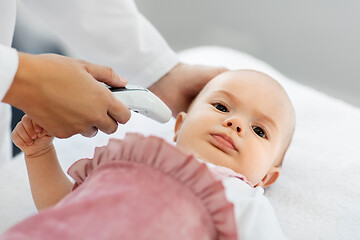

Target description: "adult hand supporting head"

left=3, top=52, right=131, bottom=138
left=148, top=63, right=228, bottom=116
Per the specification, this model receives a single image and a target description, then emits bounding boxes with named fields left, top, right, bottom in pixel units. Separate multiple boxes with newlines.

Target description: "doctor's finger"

left=84, top=63, right=128, bottom=87
left=80, top=127, right=98, bottom=138
left=95, top=116, right=119, bottom=135
left=107, top=98, right=131, bottom=125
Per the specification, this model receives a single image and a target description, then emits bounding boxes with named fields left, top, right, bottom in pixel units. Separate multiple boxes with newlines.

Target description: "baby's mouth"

left=210, top=134, right=238, bottom=152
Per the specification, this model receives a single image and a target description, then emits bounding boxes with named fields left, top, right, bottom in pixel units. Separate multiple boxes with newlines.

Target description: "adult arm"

left=19, top=0, right=227, bottom=115
left=0, top=44, right=18, bottom=101
left=1, top=3, right=132, bottom=138
left=0, top=45, right=17, bottom=164
left=2, top=52, right=131, bottom=138
left=18, top=0, right=179, bottom=87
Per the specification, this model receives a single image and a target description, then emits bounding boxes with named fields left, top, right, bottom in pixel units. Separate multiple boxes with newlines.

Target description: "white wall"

left=136, top=0, right=360, bottom=107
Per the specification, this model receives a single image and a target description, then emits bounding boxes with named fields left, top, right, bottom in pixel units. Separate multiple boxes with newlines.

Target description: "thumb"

left=84, top=62, right=128, bottom=87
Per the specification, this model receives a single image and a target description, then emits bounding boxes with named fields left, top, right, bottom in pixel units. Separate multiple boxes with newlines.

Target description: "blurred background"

left=11, top=0, right=360, bottom=154
left=135, top=0, right=360, bottom=108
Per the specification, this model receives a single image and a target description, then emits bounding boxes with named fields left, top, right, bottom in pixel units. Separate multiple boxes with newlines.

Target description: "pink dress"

left=1, top=133, right=239, bottom=240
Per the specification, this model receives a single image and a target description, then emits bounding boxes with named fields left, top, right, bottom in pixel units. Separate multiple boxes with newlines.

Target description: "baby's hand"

left=11, top=115, right=54, bottom=157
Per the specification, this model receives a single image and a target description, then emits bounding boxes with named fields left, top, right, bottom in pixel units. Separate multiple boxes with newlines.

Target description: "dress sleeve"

left=223, top=177, right=287, bottom=240
left=19, top=0, right=179, bottom=87
left=0, top=44, right=18, bottom=101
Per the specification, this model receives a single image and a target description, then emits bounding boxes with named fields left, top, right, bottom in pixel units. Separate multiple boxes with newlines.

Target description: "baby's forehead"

left=213, top=69, right=276, bottom=84
left=202, top=70, right=283, bottom=96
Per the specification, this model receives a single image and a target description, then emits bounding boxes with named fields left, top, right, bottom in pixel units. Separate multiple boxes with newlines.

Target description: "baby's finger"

left=21, top=115, right=38, bottom=139
left=33, top=121, right=44, bottom=135
left=16, top=122, right=34, bottom=146
left=11, top=127, right=26, bottom=148
left=38, top=129, right=49, bottom=138
left=32, top=120, right=43, bottom=134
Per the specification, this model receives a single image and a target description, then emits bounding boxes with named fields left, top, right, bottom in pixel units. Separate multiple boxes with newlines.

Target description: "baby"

left=3, top=69, right=295, bottom=240
left=174, top=69, right=295, bottom=188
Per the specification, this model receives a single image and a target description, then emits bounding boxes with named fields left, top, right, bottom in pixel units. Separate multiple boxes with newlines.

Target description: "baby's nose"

left=226, top=121, right=241, bottom=133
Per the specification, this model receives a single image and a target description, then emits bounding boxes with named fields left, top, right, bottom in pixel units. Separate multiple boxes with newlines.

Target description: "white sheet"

left=0, top=46, right=359, bottom=239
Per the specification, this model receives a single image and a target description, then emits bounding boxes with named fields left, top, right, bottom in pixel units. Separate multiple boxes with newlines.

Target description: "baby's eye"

left=252, top=126, right=267, bottom=138
left=213, top=103, right=229, bottom=112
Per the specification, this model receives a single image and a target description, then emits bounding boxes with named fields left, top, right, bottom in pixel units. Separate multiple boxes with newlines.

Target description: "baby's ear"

left=255, top=167, right=280, bottom=188
left=174, top=112, right=187, bottom=142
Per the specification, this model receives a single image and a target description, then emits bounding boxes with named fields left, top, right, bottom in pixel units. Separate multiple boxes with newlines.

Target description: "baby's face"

left=174, top=70, right=295, bottom=187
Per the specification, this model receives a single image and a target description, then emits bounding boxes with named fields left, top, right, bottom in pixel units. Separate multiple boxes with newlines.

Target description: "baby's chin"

left=176, top=142, right=232, bottom=169
left=175, top=142, right=259, bottom=184
left=175, top=143, right=202, bottom=159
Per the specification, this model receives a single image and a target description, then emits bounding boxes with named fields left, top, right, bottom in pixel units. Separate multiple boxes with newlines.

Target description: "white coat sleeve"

left=0, top=44, right=18, bottom=101
left=223, top=178, right=287, bottom=240
left=18, top=0, right=179, bottom=87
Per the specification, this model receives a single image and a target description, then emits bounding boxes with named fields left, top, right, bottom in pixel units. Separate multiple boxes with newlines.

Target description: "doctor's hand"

left=148, top=63, right=228, bottom=116
left=3, top=53, right=131, bottom=138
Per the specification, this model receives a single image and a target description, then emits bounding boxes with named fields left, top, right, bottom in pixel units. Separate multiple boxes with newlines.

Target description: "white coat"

left=0, top=0, right=179, bottom=166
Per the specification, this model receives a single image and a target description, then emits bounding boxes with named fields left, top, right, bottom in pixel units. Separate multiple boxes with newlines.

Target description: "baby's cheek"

left=175, top=138, right=200, bottom=159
